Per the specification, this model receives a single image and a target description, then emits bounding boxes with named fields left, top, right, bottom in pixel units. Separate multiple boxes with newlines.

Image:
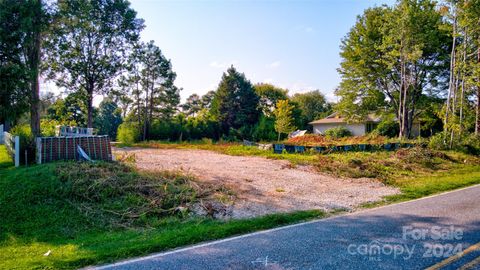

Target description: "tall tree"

left=0, top=0, right=48, bottom=135
left=200, top=90, right=216, bottom=109
left=139, top=41, right=178, bottom=139
left=46, top=91, right=89, bottom=126
left=94, top=98, right=122, bottom=138
left=254, top=83, right=288, bottom=117
left=291, top=90, right=332, bottom=129
left=337, top=0, right=450, bottom=138
left=181, top=94, right=201, bottom=117
left=24, top=0, right=44, bottom=137
left=441, top=0, right=480, bottom=142
left=274, top=99, right=296, bottom=141
left=118, top=41, right=178, bottom=140
left=0, top=0, right=29, bottom=130
left=46, top=0, right=144, bottom=128
left=458, top=0, right=480, bottom=135
left=212, top=66, right=260, bottom=137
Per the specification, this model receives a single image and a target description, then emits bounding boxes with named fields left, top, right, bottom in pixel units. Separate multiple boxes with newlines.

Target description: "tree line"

left=118, top=65, right=331, bottom=143
left=336, top=0, right=480, bottom=144
left=1, top=0, right=479, bottom=146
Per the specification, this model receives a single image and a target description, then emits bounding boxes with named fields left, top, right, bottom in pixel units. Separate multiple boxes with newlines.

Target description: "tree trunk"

left=476, top=47, right=480, bottom=135
left=445, top=15, right=457, bottom=141
left=398, top=56, right=405, bottom=138
left=29, top=0, right=42, bottom=137
left=87, top=90, right=94, bottom=128
left=143, top=80, right=149, bottom=141
left=30, top=72, right=40, bottom=137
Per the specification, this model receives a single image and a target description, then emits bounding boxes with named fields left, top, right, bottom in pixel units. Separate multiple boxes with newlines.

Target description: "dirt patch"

left=114, top=148, right=400, bottom=218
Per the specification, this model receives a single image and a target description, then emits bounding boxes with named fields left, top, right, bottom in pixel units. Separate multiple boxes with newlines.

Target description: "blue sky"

left=41, top=0, right=396, bottom=104
left=129, top=0, right=395, bottom=102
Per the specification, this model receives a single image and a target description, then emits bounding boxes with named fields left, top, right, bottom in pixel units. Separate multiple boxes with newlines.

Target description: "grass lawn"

left=0, top=145, right=13, bottom=168
left=0, top=148, right=326, bottom=270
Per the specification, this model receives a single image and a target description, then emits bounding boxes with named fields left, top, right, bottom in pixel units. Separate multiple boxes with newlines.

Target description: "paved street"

left=93, top=185, right=480, bottom=270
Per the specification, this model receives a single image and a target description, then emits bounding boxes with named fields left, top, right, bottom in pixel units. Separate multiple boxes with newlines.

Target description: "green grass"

left=0, top=145, right=13, bottom=168
left=3, top=141, right=480, bottom=269
left=0, top=151, right=326, bottom=270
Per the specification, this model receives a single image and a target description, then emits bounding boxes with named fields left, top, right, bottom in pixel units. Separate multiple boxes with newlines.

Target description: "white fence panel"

left=4, top=132, right=20, bottom=167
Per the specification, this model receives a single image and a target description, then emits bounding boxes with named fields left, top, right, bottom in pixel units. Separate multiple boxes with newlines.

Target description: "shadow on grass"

left=0, top=162, right=327, bottom=270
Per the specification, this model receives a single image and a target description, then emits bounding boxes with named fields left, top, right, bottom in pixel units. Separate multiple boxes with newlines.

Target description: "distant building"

left=309, top=113, right=420, bottom=137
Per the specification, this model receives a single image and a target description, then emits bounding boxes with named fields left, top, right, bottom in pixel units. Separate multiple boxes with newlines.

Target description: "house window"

left=366, top=122, right=377, bottom=133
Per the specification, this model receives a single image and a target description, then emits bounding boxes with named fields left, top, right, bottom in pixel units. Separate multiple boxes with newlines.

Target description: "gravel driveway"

left=116, top=148, right=400, bottom=218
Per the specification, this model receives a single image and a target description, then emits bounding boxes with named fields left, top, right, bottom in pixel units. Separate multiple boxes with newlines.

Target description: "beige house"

left=309, top=113, right=421, bottom=137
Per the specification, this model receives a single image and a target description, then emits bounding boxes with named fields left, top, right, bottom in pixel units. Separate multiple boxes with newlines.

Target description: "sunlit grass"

left=0, top=145, right=13, bottom=168
left=0, top=145, right=326, bottom=269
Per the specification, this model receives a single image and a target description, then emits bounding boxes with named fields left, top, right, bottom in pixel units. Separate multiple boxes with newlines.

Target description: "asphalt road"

left=93, top=185, right=480, bottom=270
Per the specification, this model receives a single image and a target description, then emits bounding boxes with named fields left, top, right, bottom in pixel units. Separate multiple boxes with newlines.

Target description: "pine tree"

left=213, top=66, right=260, bottom=138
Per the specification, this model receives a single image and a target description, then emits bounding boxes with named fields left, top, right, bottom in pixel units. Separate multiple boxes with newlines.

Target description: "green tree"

left=94, top=98, right=123, bottom=138
left=337, top=0, right=450, bottom=138
left=291, top=90, right=332, bottom=129
left=0, top=0, right=49, bottom=135
left=456, top=0, right=480, bottom=135
left=139, top=41, right=179, bottom=139
left=274, top=99, right=296, bottom=141
left=46, top=91, right=89, bottom=126
left=181, top=93, right=201, bottom=117
left=212, top=66, right=260, bottom=138
left=117, top=41, right=179, bottom=140
left=45, top=0, right=144, bottom=128
left=200, top=90, right=216, bottom=109
left=254, top=83, right=288, bottom=117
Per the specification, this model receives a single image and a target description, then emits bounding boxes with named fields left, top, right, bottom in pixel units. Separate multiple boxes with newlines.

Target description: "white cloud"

left=266, top=61, right=281, bottom=68
left=296, top=25, right=315, bottom=33
left=263, top=78, right=274, bottom=84
left=209, top=60, right=238, bottom=69
left=289, top=81, right=316, bottom=92
left=304, top=27, right=314, bottom=33
left=325, top=92, right=338, bottom=103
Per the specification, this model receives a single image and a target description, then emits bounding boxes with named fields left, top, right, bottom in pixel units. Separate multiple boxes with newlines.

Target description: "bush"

left=462, top=134, right=480, bottom=155
left=252, top=115, right=277, bottom=142
left=117, top=122, right=140, bottom=144
left=9, top=124, right=35, bottom=165
left=41, top=119, right=60, bottom=137
left=429, top=132, right=480, bottom=155
left=428, top=132, right=447, bottom=150
left=374, top=119, right=399, bottom=138
left=323, top=126, right=352, bottom=138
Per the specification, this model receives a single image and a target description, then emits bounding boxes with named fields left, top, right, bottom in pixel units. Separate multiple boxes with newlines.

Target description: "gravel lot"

left=116, top=148, right=400, bottom=218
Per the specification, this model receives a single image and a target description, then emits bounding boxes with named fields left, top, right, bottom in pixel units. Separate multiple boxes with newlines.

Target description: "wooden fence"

left=3, top=131, right=20, bottom=167
left=36, top=135, right=112, bottom=164
left=0, top=124, right=3, bottom=144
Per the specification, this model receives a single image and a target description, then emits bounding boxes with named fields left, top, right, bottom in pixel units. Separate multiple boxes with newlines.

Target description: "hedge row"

left=273, top=142, right=420, bottom=154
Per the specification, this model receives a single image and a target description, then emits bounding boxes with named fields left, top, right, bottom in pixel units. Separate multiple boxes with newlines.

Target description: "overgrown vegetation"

left=323, top=126, right=352, bottom=138
left=0, top=146, right=326, bottom=269
left=286, top=134, right=402, bottom=146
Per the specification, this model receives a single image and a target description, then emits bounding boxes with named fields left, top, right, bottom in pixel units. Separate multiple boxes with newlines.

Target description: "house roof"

left=309, top=113, right=381, bottom=125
